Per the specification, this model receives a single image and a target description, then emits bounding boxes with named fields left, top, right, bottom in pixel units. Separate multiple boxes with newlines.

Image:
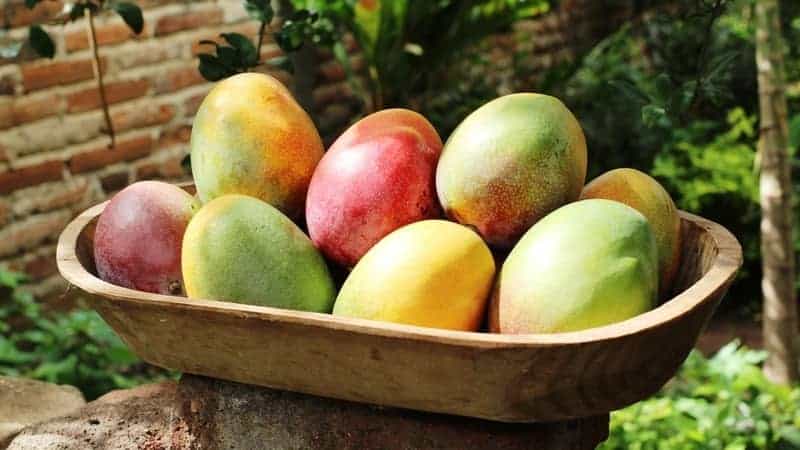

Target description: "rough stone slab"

left=8, top=375, right=609, bottom=450
left=0, top=376, right=86, bottom=448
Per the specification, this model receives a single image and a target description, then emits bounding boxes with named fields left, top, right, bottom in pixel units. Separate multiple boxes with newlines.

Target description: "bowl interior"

left=74, top=210, right=715, bottom=308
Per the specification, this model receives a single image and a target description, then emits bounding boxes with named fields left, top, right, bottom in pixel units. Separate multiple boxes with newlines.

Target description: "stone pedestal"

left=7, top=375, right=609, bottom=450
left=0, top=376, right=86, bottom=448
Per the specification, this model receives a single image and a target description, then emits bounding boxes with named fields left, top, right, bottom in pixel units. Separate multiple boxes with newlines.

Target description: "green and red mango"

left=306, top=109, right=443, bottom=267
left=436, top=93, right=587, bottom=249
left=95, top=181, right=198, bottom=295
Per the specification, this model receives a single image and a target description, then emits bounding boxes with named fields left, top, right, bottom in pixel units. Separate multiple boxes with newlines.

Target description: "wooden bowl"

left=56, top=189, right=741, bottom=423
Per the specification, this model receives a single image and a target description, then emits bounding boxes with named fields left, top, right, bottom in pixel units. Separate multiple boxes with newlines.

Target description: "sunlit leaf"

left=245, top=0, right=274, bottom=23
left=113, top=2, right=145, bottom=34
left=197, top=54, right=230, bottom=81
left=28, top=25, right=55, bottom=58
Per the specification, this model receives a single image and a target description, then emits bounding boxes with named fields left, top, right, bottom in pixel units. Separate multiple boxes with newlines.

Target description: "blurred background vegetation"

left=3, top=0, right=800, bottom=447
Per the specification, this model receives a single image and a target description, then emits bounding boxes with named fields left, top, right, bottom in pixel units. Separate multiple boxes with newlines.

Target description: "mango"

left=333, top=220, right=495, bottom=331
left=306, top=109, right=442, bottom=267
left=436, top=93, right=587, bottom=248
left=182, top=194, right=335, bottom=312
left=580, top=168, right=681, bottom=296
left=95, top=181, right=198, bottom=295
left=490, top=199, right=658, bottom=334
left=190, top=73, right=324, bottom=218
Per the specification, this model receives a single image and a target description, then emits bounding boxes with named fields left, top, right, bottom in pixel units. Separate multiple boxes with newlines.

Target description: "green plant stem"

left=686, top=0, right=727, bottom=117
left=85, top=6, right=115, bottom=149
left=256, top=20, right=268, bottom=68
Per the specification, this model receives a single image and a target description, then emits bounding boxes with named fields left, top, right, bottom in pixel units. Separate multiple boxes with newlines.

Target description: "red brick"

left=316, top=54, right=366, bottom=83
left=110, top=43, right=177, bottom=70
left=0, top=74, right=15, bottom=96
left=134, top=161, right=159, bottom=180
left=66, top=79, right=150, bottom=113
left=11, top=178, right=90, bottom=216
left=13, top=95, right=63, bottom=124
left=22, top=58, right=107, bottom=92
left=155, top=9, right=223, bottom=36
left=0, top=95, right=63, bottom=130
left=0, top=160, right=64, bottom=195
left=319, top=60, right=345, bottom=82
left=69, top=135, right=153, bottom=173
left=184, top=89, right=211, bottom=116
left=112, top=103, right=175, bottom=133
left=0, top=100, right=12, bottom=129
left=65, top=22, right=138, bottom=52
left=0, top=200, right=10, bottom=227
left=24, top=251, right=58, bottom=280
left=0, top=210, right=71, bottom=258
left=100, top=170, right=130, bottom=193
left=6, top=1, right=64, bottom=28
left=154, top=66, right=205, bottom=94
left=136, top=153, right=186, bottom=181
left=312, top=82, right=352, bottom=109
left=159, top=154, right=187, bottom=179
left=158, top=125, right=191, bottom=148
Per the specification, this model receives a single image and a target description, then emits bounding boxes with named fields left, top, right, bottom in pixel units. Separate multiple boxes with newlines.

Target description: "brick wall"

left=0, top=0, right=619, bottom=300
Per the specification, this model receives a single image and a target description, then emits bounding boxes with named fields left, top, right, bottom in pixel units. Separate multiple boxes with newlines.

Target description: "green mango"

left=490, top=199, right=658, bottom=333
left=182, top=194, right=335, bottom=312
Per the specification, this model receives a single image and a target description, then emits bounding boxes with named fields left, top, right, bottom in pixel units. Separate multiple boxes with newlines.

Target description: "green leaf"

left=197, top=54, right=231, bottom=81
left=0, top=270, right=26, bottom=288
left=113, top=2, right=144, bottom=34
left=28, top=25, right=55, bottom=58
left=275, top=9, right=316, bottom=52
left=245, top=0, right=274, bottom=23
left=220, top=33, right=258, bottom=67
left=268, top=55, right=294, bottom=73
left=24, top=0, right=41, bottom=9
left=608, top=79, right=650, bottom=104
left=216, top=46, right=239, bottom=68
left=778, top=426, right=800, bottom=448
left=642, top=104, right=668, bottom=128
left=69, top=3, right=88, bottom=21
left=789, top=114, right=800, bottom=151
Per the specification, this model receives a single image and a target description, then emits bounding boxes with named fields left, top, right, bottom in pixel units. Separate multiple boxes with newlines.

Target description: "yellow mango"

left=333, top=220, right=495, bottom=331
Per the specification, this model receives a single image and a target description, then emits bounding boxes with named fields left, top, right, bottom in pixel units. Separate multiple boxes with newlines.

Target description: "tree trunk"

left=756, top=0, right=799, bottom=383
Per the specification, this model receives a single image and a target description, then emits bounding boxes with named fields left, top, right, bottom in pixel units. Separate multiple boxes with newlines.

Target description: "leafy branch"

left=23, top=0, right=145, bottom=149
left=197, top=0, right=339, bottom=81
left=625, top=0, right=735, bottom=129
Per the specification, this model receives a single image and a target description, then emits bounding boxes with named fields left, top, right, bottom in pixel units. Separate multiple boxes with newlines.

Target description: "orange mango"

left=190, top=73, right=323, bottom=218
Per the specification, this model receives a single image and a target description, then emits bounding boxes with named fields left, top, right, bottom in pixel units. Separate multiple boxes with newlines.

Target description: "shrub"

left=0, top=269, right=175, bottom=400
left=601, top=342, right=800, bottom=450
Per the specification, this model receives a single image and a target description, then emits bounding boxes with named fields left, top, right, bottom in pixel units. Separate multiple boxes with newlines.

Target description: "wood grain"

left=56, top=188, right=742, bottom=423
